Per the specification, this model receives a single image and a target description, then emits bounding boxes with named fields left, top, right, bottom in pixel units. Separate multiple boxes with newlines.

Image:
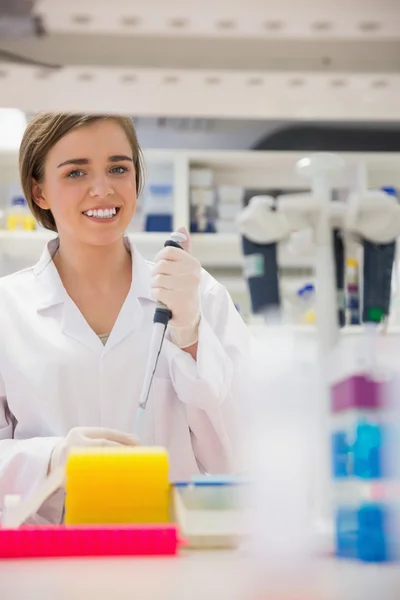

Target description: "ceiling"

left=0, top=0, right=399, bottom=119
left=1, top=35, right=399, bottom=72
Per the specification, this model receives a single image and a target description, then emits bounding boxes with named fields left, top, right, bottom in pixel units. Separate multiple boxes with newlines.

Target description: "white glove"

left=152, top=227, right=201, bottom=349
left=49, top=427, right=138, bottom=473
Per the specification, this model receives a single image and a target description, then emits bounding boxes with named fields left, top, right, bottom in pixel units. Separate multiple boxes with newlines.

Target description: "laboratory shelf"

left=0, top=230, right=314, bottom=270
left=0, top=149, right=398, bottom=278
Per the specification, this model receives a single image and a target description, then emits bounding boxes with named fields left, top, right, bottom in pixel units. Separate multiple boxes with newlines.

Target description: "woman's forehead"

left=46, top=120, right=132, bottom=166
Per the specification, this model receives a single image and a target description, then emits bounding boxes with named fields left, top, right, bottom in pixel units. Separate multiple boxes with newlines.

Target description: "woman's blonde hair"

left=19, top=113, right=144, bottom=232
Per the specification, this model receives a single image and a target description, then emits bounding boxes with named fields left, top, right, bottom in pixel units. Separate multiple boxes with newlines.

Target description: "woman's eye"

left=67, top=170, right=85, bottom=178
left=110, top=166, right=128, bottom=174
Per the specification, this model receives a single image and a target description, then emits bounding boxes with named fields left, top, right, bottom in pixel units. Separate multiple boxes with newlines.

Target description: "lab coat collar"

left=33, top=236, right=155, bottom=352
left=33, top=236, right=153, bottom=308
left=127, top=237, right=154, bottom=302
left=33, top=237, right=66, bottom=310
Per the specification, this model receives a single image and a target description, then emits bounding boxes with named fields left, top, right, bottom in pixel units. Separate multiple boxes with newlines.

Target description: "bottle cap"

left=347, top=258, right=358, bottom=268
left=366, top=307, right=384, bottom=323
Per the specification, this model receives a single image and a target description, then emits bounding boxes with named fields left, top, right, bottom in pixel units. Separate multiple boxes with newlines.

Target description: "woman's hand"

left=49, top=427, right=139, bottom=473
left=151, top=227, right=201, bottom=349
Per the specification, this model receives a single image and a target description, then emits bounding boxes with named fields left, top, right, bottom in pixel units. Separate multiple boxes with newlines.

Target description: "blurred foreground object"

left=241, top=322, right=321, bottom=598
left=331, top=327, right=400, bottom=564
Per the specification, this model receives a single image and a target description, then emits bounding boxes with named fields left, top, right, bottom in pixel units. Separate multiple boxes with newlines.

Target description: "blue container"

left=332, top=431, right=350, bottom=478
left=336, top=507, right=358, bottom=559
left=353, top=422, right=383, bottom=479
left=145, top=214, right=173, bottom=232
left=190, top=221, right=216, bottom=234
left=357, top=504, right=388, bottom=563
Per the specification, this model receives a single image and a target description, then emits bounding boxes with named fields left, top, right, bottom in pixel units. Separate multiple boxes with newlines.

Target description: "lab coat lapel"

left=34, top=239, right=103, bottom=352
left=61, top=297, right=102, bottom=351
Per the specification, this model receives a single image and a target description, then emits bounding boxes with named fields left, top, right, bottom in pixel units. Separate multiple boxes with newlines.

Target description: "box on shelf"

left=143, top=184, right=173, bottom=233
left=217, top=185, right=244, bottom=205
left=190, top=188, right=215, bottom=208
left=141, top=162, right=174, bottom=232
left=189, top=168, right=214, bottom=189
left=218, top=203, right=242, bottom=221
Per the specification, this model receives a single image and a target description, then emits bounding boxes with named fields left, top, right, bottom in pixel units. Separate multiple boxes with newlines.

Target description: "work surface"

left=1, top=550, right=399, bottom=600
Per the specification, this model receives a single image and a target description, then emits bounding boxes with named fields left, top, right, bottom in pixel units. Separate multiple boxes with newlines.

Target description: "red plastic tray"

left=0, top=524, right=180, bottom=559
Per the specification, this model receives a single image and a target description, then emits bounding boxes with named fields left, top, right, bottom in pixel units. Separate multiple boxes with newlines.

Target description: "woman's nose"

left=89, top=176, right=114, bottom=198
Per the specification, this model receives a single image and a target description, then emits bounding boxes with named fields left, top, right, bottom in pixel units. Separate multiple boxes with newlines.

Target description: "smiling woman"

left=0, top=112, right=251, bottom=526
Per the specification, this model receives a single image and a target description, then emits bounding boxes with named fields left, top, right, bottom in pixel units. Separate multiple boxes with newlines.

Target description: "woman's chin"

left=80, top=227, right=128, bottom=247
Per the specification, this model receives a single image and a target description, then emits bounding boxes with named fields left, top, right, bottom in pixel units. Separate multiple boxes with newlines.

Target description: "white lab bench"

left=1, top=550, right=399, bottom=600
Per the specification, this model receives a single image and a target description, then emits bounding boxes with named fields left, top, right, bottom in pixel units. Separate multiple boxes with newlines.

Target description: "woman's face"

left=33, top=119, right=137, bottom=246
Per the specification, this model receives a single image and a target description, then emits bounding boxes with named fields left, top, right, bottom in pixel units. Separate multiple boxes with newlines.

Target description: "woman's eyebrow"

left=57, top=155, right=133, bottom=168
left=57, top=158, right=89, bottom=168
left=108, top=155, right=133, bottom=163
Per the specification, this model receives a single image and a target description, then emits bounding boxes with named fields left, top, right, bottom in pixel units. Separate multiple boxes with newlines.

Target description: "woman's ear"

left=31, top=179, right=50, bottom=210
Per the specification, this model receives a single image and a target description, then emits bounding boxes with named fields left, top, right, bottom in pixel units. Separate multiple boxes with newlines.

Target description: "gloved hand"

left=152, top=227, right=201, bottom=349
left=49, top=427, right=139, bottom=473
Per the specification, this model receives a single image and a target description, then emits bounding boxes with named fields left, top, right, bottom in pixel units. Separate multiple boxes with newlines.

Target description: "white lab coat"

left=0, top=237, right=250, bottom=524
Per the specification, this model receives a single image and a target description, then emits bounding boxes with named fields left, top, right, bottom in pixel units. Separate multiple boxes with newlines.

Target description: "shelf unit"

left=0, top=229, right=315, bottom=271
left=1, top=148, right=399, bottom=319
left=4, top=148, right=399, bottom=268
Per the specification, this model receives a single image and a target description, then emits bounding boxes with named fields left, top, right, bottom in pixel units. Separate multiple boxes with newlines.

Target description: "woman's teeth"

left=83, top=208, right=117, bottom=219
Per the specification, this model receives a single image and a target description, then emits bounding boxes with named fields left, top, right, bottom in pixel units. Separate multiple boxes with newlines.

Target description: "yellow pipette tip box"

left=64, top=446, right=171, bottom=526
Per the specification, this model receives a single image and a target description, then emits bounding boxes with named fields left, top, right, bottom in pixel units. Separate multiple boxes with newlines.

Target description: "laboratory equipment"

left=237, top=194, right=291, bottom=318
left=0, top=447, right=250, bottom=559
left=133, top=231, right=186, bottom=438
left=331, top=332, right=398, bottom=563
left=346, top=258, right=360, bottom=325
left=0, top=524, right=180, bottom=558
left=173, top=475, right=248, bottom=549
left=361, top=186, right=398, bottom=324
left=333, top=228, right=346, bottom=327
left=239, top=154, right=400, bottom=547
left=65, top=447, right=170, bottom=525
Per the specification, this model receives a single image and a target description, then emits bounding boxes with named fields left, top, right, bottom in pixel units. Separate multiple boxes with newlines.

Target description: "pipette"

left=133, top=231, right=187, bottom=438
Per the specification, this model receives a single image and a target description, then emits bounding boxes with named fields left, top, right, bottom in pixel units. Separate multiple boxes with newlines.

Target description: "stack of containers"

left=142, top=163, right=174, bottom=232
left=331, top=314, right=399, bottom=563
left=216, top=185, right=244, bottom=234
left=189, top=167, right=217, bottom=233
left=64, top=447, right=171, bottom=525
left=6, top=197, right=36, bottom=231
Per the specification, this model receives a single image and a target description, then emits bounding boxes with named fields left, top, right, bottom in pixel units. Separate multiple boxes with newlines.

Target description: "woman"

left=0, top=113, right=250, bottom=524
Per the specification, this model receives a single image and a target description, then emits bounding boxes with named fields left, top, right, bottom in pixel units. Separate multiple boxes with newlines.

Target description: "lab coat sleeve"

left=0, top=371, right=62, bottom=523
left=165, top=278, right=251, bottom=474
